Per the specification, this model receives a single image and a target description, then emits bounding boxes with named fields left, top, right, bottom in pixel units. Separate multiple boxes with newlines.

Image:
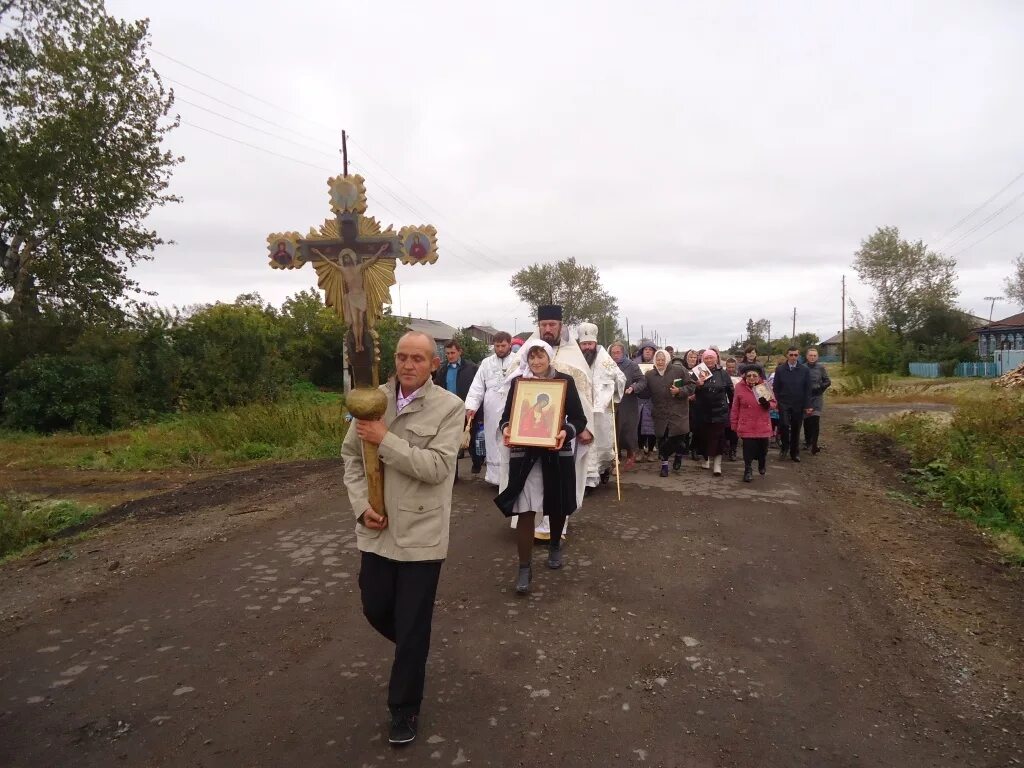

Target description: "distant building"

left=974, top=311, right=1024, bottom=357
left=818, top=332, right=844, bottom=361
left=465, top=324, right=501, bottom=345
left=402, top=316, right=460, bottom=357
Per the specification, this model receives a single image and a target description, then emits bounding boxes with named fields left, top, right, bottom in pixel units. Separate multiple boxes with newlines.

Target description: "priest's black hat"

left=537, top=305, right=563, bottom=321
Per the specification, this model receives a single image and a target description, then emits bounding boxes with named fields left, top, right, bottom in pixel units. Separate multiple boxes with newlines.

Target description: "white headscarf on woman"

left=506, top=338, right=556, bottom=382
left=653, top=349, right=671, bottom=375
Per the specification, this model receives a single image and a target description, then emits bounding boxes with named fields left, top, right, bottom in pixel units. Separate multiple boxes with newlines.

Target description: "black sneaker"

left=547, top=545, right=563, bottom=570
left=672, top=455, right=682, bottom=471
left=758, top=464, right=766, bottom=476
left=743, top=467, right=753, bottom=483
left=389, top=713, right=418, bottom=746
left=515, top=565, right=531, bottom=594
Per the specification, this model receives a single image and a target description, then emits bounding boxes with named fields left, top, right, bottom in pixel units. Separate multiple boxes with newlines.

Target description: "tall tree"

left=0, top=0, right=181, bottom=321
left=510, top=257, right=621, bottom=332
left=1006, top=254, right=1024, bottom=307
left=853, top=226, right=958, bottom=338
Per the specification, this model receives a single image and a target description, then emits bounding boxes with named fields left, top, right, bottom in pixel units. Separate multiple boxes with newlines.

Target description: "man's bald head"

left=395, top=332, right=440, bottom=392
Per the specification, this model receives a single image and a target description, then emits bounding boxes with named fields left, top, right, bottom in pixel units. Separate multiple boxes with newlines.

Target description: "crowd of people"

left=340, top=308, right=832, bottom=745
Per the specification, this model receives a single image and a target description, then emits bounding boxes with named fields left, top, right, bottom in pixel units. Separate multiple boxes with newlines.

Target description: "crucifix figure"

left=310, top=243, right=388, bottom=353
left=267, top=173, right=439, bottom=388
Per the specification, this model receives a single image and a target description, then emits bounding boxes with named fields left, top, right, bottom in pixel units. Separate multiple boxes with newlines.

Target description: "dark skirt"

left=701, top=422, right=727, bottom=458
left=494, top=445, right=578, bottom=520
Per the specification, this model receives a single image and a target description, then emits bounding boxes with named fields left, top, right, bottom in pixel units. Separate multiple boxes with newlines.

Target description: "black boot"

left=743, top=466, right=753, bottom=483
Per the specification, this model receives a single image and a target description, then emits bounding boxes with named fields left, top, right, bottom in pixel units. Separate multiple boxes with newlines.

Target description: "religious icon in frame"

left=508, top=378, right=568, bottom=449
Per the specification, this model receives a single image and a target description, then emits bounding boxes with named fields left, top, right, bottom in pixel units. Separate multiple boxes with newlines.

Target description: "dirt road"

left=1, top=409, right=1022, bottom=767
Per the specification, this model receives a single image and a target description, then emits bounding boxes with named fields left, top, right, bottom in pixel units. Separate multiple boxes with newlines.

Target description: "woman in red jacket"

left=730, top=368, right=776, bottom=482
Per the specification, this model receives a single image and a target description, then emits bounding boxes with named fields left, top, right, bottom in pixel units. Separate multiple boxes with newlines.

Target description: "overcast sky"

left=108, top=0, right=1024, bottom=349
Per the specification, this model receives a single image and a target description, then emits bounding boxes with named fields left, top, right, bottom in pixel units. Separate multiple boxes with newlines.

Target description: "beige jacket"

left=341, top=377, right=464, bottom=562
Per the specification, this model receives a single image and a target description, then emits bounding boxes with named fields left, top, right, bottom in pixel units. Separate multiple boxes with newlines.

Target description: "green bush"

left=877, top=395, right=1024, bottom=550
left=174, top=301, right=294, bottom=411
left=3, top=354, right=114, bottom=432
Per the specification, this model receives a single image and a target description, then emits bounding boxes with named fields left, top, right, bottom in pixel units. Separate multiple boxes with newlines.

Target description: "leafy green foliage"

left=452, top=330, right=489, bottom=364
left=279, top=289, right=347, bottom=387
left=377, top=310, right=411, bottom=381
left=0, top=0, right=181, bottom=320
left=1005, top=254, right=1024, bottom=307
left=510, top=257, right=622, bottom=338
left=853, top=226, right=959, bottom=338
left=869, top=396, right=1024, bottom=557
left=173, top=298, right=292, bottom=412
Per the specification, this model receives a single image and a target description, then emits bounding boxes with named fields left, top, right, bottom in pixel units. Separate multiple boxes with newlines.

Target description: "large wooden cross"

left=267, top=173, right=439, bottom=389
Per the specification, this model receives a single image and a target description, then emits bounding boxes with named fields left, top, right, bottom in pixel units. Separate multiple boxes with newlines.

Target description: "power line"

left=153, top=49, right=335, bottom=132
left=177, top=97, right=339, bottom=160
left=950, top=206, right=1024, bottom=258
left=156, top=52, right=506, bottom=275
left=934, top=169, right=1024, bottom=246
left=180, top=119, right=336, bottom=173
left=164, top=76, right=339, bottom=150
left=155, top=48, right=507, bottom=264
left=942, top=187, right=1024, bottom=250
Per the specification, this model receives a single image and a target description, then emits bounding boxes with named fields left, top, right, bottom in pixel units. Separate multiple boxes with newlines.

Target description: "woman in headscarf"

left=693, top=347, right=734, bottom=477
left=495, top=339, right=588, bottom=594
left=681, top=349, right=702, bottom=462
left=638, top=349, right=696, bottom=477
left=608, top=340, right=646, bottom=471
left=633, top=339, right=658, bottom=461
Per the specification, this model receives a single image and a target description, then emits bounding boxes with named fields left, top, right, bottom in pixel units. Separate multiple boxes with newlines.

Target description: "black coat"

left=694, top=368, right=734, bottom=424
left=773, top=362, right=812, bottom=410
left=433, top=358, right=479, bottom=401
left=494, top=371, right=588, bottom=520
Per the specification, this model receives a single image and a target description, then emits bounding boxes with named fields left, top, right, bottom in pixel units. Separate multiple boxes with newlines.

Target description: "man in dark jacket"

left=434, top=340, right=481, bottom=473
left=772, top=346, right=813, bottom=462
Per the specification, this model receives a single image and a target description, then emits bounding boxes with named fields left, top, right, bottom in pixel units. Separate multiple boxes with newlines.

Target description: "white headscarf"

left=653, top=349, right=671, bottom=375
left=507, top=338, right=555, bottom=382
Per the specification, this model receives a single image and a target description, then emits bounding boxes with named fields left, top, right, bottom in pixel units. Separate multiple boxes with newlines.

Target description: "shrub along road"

left=0, top=408, right=1022, bottom=767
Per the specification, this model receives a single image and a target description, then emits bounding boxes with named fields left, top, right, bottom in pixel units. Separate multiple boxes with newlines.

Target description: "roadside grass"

left=830, top=373, right=995, bottom=404
left=0, top=392, right=349, bottom=472
left=855, top=393, right=1024, bottom=562
left=0, top=493, right=100, bottom=560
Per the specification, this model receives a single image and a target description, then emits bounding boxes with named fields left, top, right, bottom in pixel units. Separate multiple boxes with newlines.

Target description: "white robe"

left=505, top=328, right=594, bottom=539
left=585, top=346, right=627, bottom=487
left=465, top=351, right=520, bottom=486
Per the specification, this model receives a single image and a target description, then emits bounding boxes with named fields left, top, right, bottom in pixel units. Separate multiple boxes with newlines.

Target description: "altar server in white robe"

left=576, top=322, right=626, bottom=489
left=465, top=331, right=519, bottom=486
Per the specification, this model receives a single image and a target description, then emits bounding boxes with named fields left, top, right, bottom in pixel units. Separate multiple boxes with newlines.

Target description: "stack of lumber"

left=994, top=362, right=1024, bottom=388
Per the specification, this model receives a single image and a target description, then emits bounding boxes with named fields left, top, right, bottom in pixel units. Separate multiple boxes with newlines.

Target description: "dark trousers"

left=726, top=429, right=739, bottom=456
left=742, top=437, right=769, bottom=470
left=639, top=434, right=656, bottom=452
left=658, top=431, right=685, bottom=461
left=358, top=552, right=443, bottom=716
left=803, top=416, right=821, bottom=448
left=778, top=405, right=804, bottom=457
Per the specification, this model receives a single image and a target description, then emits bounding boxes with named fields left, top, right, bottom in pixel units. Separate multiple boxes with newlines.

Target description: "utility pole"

left=841, top=275, right=847, bottom=366
left=341, top=130, right=349, bottom=177
left=792, top=306, right=797, bottom=340
left=767, top=320, right=772, bottom=367
left=984, top=296, right=1003, bottom=324
left=625, top=317, right=631, bottom=348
